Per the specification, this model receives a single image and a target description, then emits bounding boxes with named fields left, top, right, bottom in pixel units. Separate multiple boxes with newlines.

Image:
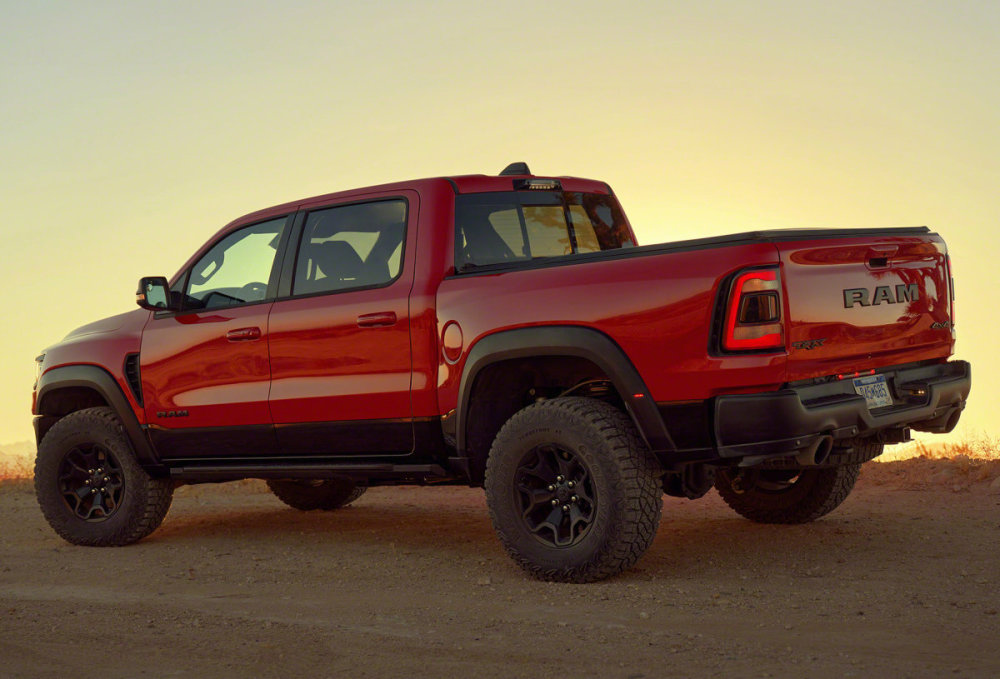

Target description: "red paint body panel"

left=266, top=188, right=421, bottom=425
left=36, top=309, right=148, bottom=421
left=435, top=242, right=787, bottom=414
left=266, top=291, right=413, bottom=422
left=140, top=304, right=273, bottom=428
left=777, top=234, right=953, bottom=380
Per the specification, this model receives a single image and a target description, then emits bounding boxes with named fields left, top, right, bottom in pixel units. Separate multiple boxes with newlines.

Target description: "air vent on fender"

left=124, top=353, right=143, bottom=407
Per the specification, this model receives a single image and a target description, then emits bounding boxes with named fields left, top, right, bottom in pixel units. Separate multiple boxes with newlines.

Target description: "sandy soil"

left=2, top=460, right=999, bottom=679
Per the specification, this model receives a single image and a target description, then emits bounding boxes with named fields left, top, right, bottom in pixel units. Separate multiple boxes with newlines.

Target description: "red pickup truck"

left=32, top=163, right=970, bottom=582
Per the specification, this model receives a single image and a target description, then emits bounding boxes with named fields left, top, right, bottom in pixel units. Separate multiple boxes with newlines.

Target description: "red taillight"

left=946, top=254, right=956, bottom=328
left=722, top=269, right=784, bottom=352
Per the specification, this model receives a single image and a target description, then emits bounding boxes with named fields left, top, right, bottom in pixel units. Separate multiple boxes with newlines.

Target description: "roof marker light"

left=514, top=178, right=561, bottom=191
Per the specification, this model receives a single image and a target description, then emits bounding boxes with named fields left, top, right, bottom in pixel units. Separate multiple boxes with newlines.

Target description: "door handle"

left=867, top=245, right=898, bottom=268
left=357, top=312, right=397, bottom=328
left=226, top=327, right=262, bottom=341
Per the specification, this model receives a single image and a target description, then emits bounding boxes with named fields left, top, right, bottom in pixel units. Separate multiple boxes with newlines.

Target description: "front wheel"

left=714, top=463, right=861, bottom=524
left=485, top=397, right=663, bottom=583
left=34, top=407, right=174, bottom=546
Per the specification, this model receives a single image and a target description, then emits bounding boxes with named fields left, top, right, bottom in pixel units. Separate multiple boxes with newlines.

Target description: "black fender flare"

left=456, top=325, right=674, bottom=454
left=35, top=364, right=161, bottom=467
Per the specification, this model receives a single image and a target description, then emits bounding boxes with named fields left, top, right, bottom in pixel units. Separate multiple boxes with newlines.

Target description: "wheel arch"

left=35, top=365, right=160, bottom=467
left=455, top=326, right=674, bottom=483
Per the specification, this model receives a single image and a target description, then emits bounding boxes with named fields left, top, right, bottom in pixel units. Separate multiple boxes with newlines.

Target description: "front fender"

left=34, top=364, right=161, bottom=468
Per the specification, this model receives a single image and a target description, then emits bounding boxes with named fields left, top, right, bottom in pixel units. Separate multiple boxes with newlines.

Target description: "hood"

left=63, top=309, right=147, bottom=340
left=38, top=308, right=150, bottom=376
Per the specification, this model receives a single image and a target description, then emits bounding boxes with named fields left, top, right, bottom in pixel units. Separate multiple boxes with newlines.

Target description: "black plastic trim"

left=276, top=210, right=306, bottom=299
left=123, top=353, right=143, bottom=407
left=34, top=364, right=161, bottom=468
left=711, top=360, right=971, bottom=460
left=275, top=417, right=416, bottom=456
left=446, top=226, right=934, bottom=279
left=146, top=423, right=279, bottom=459
left=500, top=162, right=531, bottom=176
left=166, top=460, right=450, bottom=484
left=456, top=326, right=673, bottom=453
left=147, top=417, right=445, bottom=464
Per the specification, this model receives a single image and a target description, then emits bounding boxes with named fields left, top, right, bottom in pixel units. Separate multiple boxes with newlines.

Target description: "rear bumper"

left=712, top=360, right=971, bottom=460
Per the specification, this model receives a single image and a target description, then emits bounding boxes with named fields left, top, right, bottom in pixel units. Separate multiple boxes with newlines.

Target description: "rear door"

left=777, top=229, right=954, bottom=381
left=267, top=193, right=417, bottom=456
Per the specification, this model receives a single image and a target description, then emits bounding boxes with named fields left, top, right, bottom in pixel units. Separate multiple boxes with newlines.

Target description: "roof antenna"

left=499, top=162, right=531, bottom=176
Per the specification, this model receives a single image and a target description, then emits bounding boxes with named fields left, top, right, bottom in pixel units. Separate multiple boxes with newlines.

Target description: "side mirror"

left=136, top=276, right=177, bottom=311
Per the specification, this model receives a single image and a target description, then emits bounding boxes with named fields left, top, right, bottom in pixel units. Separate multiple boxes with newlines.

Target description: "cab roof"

left=226, top=164, right=613, bottom=231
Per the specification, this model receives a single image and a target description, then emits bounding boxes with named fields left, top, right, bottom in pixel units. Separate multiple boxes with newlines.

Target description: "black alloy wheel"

left=57, top=443, right=125, bottom=521
left=514, top=444, right=596, bottom=548
left=485, top=397, right=663, bottom=583
left=35, top=407, right=174, bottom=546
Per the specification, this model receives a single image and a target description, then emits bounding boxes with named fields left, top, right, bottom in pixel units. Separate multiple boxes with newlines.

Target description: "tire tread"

left=485, top=397, right=662, bottom=583
left=34, top=407, right=173, bottom=546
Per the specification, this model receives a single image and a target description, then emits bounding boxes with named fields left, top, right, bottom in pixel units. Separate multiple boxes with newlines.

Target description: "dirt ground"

left=2, top=459, right=999, bottom=679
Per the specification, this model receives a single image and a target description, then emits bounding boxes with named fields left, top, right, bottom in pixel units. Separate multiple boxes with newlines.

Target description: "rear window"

left=455, top=191, right=633, bottom=271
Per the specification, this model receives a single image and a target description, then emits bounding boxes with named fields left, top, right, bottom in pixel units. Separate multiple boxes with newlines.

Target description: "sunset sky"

left=1, top=1, right=996, bottom=448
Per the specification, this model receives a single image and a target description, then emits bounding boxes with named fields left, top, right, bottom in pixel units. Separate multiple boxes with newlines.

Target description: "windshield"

left=454, top=191, right=633, bottom=271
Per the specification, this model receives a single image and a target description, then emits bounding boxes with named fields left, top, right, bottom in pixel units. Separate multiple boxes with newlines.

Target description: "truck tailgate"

left=777, top=228, right=954, bottom=382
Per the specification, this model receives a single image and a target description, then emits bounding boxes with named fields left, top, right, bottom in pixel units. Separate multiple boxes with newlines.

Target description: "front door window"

left=185, top=218, right=286, bottom=310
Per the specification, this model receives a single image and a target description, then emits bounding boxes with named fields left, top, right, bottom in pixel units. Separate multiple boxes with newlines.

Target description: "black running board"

left=167, top=461, right=450, bottom=483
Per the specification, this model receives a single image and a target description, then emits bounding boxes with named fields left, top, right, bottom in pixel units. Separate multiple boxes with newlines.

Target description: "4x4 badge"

left=792, top=338, right=827, bottom=351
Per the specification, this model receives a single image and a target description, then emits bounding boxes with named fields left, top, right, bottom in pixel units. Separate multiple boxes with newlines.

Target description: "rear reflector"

left=722, top=269, right=784, bottom=352
left=837, top=369, right=876, bottom=380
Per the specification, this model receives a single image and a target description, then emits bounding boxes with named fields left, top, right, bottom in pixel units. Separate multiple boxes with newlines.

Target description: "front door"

left=140, top=216, right=289, bottom=458
left=267, top=196, right=415, bottom=455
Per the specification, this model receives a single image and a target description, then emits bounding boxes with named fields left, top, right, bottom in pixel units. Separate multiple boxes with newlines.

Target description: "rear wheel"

left=485, top=397, right=663, bottom=583
left=715, top=463, right=861, bottom=524
left=267, top=478, right=366, bottom=511
left=34, top=407, right=173, bottom=546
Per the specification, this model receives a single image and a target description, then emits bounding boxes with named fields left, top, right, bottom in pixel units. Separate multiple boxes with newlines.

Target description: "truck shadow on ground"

left=149, top=488, right=925, bottom=582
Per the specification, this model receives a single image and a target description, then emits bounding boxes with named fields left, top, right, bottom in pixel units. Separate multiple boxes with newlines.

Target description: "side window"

left=523, top=205, right=572, bottom=257
left=293, top=199, right=407, bottom=295
left=568, top=206, right=601, bottom=253
left=184, top=217, right=286, bottom=310
left=455, top=203, right=529, bottom=269
left=455, top=192, right=633, bottom=271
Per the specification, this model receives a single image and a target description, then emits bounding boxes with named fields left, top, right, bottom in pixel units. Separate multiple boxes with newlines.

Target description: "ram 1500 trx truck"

left=32, top=163, right=971, bottom=582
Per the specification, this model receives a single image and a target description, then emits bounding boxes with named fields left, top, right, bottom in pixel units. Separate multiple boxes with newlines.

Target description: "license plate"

left=853, top=374, right=893, bottom=409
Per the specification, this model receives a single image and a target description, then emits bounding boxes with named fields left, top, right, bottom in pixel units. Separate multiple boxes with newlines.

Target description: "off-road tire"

left=34, top=407, right=173, bottom=546
left=715, top=463, right=862, bottom=524
left=267, top=478, right=367, bottom=511
left=484, top=397, right=663, bottom=583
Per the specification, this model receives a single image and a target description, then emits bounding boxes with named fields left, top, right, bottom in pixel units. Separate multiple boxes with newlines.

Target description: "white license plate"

left=853, top=374, right=893, bottom=409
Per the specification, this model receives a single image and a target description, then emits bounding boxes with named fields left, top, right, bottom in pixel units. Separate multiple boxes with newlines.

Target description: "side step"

left=167, top=460, right=450, bottom=483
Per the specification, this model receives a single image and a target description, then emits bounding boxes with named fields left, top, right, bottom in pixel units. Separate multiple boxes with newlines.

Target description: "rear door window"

left=293, top=199, right=407, bottom=295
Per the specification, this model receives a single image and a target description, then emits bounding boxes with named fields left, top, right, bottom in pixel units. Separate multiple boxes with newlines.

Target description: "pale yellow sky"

left=2, top=1, right=996, bottom=447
